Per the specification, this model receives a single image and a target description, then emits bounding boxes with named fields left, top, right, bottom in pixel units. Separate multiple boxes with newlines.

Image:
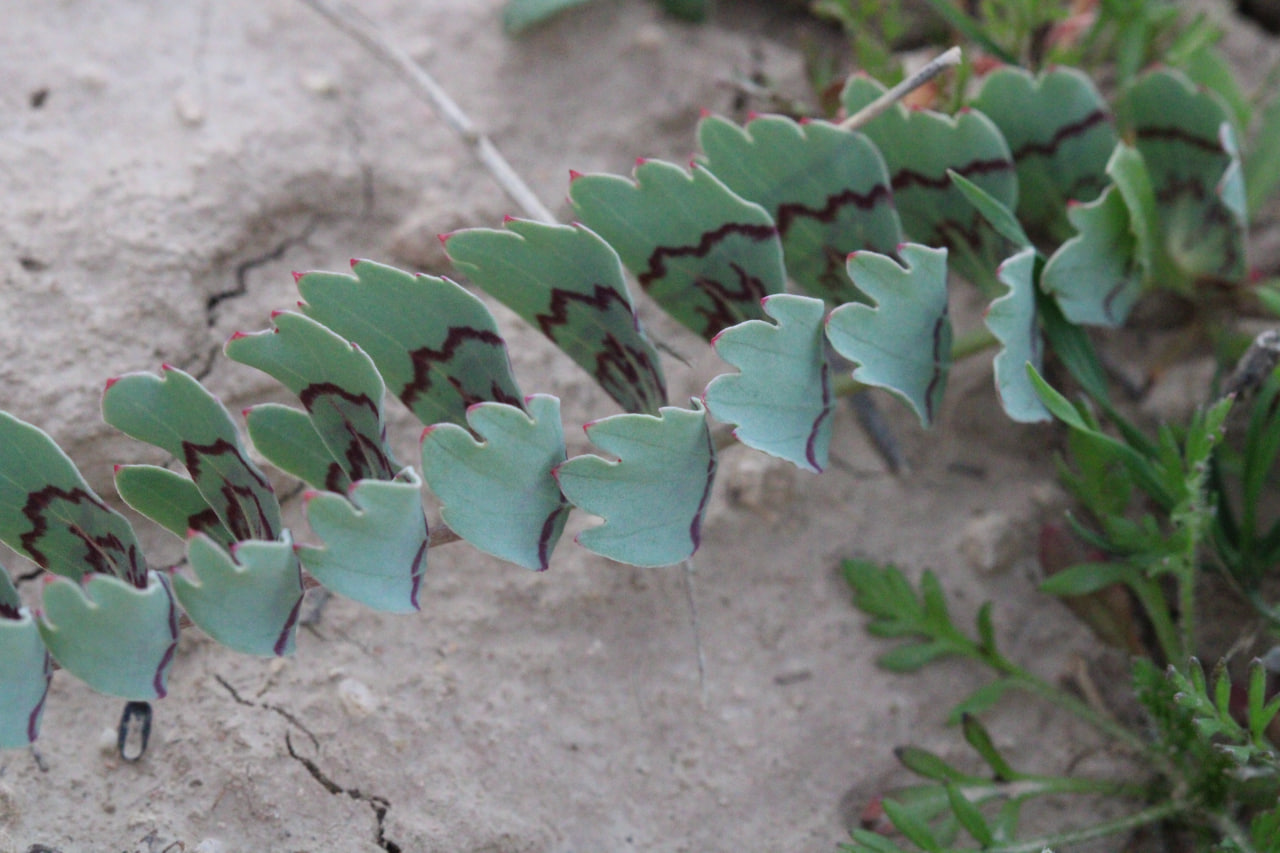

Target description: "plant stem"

left=1004, top=668, right=1158, bottom=761
left=840, top=46, right=962, bottom=130
left=982, top=798, right=1189, bottom=853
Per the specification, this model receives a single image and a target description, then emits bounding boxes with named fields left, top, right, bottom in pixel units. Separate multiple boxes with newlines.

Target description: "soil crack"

left=213, top=673, right=319, bottom=750
left=284, top=732, right=401, bottom=853
left=206, top=215, right=321, bottom=326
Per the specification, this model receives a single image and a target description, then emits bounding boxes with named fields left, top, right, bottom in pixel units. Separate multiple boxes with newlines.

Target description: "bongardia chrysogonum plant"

left=0, top=60, right=1249, bottom=748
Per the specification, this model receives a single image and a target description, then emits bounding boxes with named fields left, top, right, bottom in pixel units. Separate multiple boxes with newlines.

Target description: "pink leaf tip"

left=437, top=231, right=453, bottom=246
left=503, top=214, right=516, bottom=223
left=228, top=331, right=247, bottom=341
left=160, top=363, right=175, bottom=372
left=291, top=271, right=304, bottom=283
left=104, top=377, right=119, bottom=391
left=269, top=309, right=283, bottom=319
left=302, top=490, right=320, bottom=504
left=349, top=258, right=362, bottom=269
left=568, top=169, right=584, bottom=182
left=746, top=110, right=760, bottom=121
left=113, top=464, right=122, bottom=474
left=698, top=107, right=711, bottom=119
left=635, top=156, right=648, bottom=167
left=185, top=528, right=199, bottom=540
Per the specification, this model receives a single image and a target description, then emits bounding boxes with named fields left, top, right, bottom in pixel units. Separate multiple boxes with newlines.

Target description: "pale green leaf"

left=985, top=248, right=1049, bottom=422
left=825, top=244, right=951, bottom=427
left=556, top=400, right=715, bottom=567
left=175, top=532, right=304, bottom=657
left=704, top=294, right=833, bottom=472
left=421, top=394, right=570, bottom=571
left=38, top=572, right=178, bottom=700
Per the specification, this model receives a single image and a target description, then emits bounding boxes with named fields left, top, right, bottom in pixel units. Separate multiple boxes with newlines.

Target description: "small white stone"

left=193, top=839, right=226, bottom=853
left=958, top=510, right=1021, bottom=575
left=98, top=726, right=119, bottom=756
left=173, top=89, right=205, bottom=126
left=336, top=677, right=377, bottom=717
left=300, top=71, right=339, bottom=97
left=632, top=23, right=665, bottom=51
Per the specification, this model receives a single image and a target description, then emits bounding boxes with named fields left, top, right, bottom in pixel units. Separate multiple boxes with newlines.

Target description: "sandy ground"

left=2, top=1, right=1277, bottom=851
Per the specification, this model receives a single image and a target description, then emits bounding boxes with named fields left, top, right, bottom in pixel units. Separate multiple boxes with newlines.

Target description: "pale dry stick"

left=839, top=46, right=963, bottom=131
left=298, top=0, right=557, bottom=225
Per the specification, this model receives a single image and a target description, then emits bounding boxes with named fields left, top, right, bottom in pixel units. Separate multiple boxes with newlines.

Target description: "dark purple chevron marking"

left=20, top=486, right=145, bottom=587
left=0, top=600, right=21, bottom=620
left=152, top=587, right=180, bottom=698
left=407, top=526, right=428, bottom=610
left=182, top=439, right=278, bottom=542
left=297, top=382, right=395, bottom=482
left=806, top=361, right=833, bottom=473
left=402, top=326, right=521, bottom=416
left=536, top=502, right=569, bottom=572
left=688, top=425, right=718, bottom=553
left=1012, top=109, right=1110, bottom=160
left=892, top=157, right=1013, bottom=192
left=1137, top=126, right=1226, bottom=155
left=536, top=283, right=667, bottom=411
left=924, top=309, right=950, bottom=425
left=691, top=263, right=771, bottom=338
left=774, top=184, right=894, bottom=236
left=273, top=589, right=303, bottom=657
left=27, top=661, right=50, bottom=742
left=637, top=222, right=777, bottom=291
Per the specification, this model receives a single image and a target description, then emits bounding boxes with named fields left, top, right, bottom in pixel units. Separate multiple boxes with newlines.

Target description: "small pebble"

left=97, top=726, right=118, bottom=757
left=194, top=839, right=226, bottom=853
left=958, top=510, right=1021, bottom=575
left=173, top=89, right=205, bottom=126
left=299, top=71, right=339, bottom=97
left=337, top=677, right=377, bottom=717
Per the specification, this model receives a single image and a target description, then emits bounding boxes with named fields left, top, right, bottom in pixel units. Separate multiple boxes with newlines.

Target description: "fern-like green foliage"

left=0, top=64, right=1249, bottom=748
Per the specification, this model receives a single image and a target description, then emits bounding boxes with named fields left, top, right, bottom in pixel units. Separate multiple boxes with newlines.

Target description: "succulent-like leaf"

left=244, top=404, right=351, bottom=494
left=704, top=294, right=833, bottom=473
left=826, top=245, right=951, bottom=427
left=38, top=572, right=178, bottom=700
left=1040, top=183, right=1143, bottom=327
left=102, top=366, right=281, bottom=542
left=175, top=531, right=303, bottom=656
left=570, top=159, right=786, bottom=339
left=970, top=67, right=1116, bottom=243
left=421, top=394, right=569, bottom=571
left=555, top=400, right=715, bottom=567
left=297, top=260, right=523, bottom=429
left=114, top=464, right=235, bottom=549
left=985, top=249, right=1049, bottom=423
left=296, top=468, right=429, bottom=613
left=697, top=114, right=902, bottom=303
left=0, top=412, right=146, bottom=585
left=0, top=566, right=51, bottom=748
left=841, top=76, right=1016, bottom=289
left=1121, top=68, right=1247, bottom=287
left=444, top=219, right=667, bottom=415
left=503, top=0, right=595, bottom=33
left=226, top=311, right=398, bottom=483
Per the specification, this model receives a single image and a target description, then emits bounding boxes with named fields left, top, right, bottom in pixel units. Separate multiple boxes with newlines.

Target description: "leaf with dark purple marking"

left=1041, top=183, right=1143, bottom=327
left=985, top=248, right=1050, bottom=423
left=704, top=294, right=833, bottom=473
left=226, top=311, right=397, bottom=483
left=445, top=219, right=667, bottom=415
left=0, top=564, right=51, bottom=748
left=176, top=531, right=304, bottom=656
left=38, top=571, right=178, bottom=700
left=555, top=400, right=715, bottom=567
left=569, top=159, right=785, bottom=338
left=114, top=465, right=235, bottom=549
left=297, top=260, right=523, bottom=429
left=296, top=468, right=429, bottom=613
left=826, top=244, right=951, bottom=427
left=0, top=412, right=146, bottom=586
left=1120, top=68, right=1246, bottom=288
left=421, top=394, right=569, bottom=571
left=244, top=404, right=352, bottom=495
left=102, top=366, right=281, bottom=543
left=841, top=76, right=1017, bottom=290
left=697, top=114, right=902, bottom=303
left=971, top=67, right=1116, bottom=244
